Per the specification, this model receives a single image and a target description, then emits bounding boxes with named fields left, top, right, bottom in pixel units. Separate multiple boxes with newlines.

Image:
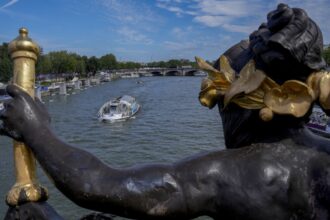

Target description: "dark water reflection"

left=0, top=77, right=224, bottom=219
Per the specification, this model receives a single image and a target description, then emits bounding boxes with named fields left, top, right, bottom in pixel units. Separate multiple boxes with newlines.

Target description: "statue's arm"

left=25, top=127, right=221, bottom=219
left=1, top=85, right=220, bottom=219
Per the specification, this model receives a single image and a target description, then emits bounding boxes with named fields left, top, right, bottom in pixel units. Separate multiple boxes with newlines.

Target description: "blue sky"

left=1, top=0, right=330, bottom=62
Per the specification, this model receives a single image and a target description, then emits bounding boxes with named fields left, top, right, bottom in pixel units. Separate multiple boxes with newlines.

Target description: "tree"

left=117, top=61, right=141, bottom=69
left=66, top=55, right=77, bottom=73
left=322, top=46, right=330, bottom=66
left=99, top=54, right=117, bottom=70
left=2, top=42, right=200, bottom=79
left=75, top=59, right=86, bottom=76
left=167, top=59, right=180, bottom=68
left=0, top=43, right=12, bottom=83
left=86, top=56, right=98, bottom=74
left=47, top=51, right=79, bottom=74
left=36, top=54, right=52, bottom=74
left=48, top=51, right=67, bottom=74
left=146, top=59, right=196, bottom=68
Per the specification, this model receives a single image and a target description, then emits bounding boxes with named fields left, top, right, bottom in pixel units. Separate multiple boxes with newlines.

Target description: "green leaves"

left=322, top=46, right=330, bottom=65
left=0, top=43, right=12, bottom=83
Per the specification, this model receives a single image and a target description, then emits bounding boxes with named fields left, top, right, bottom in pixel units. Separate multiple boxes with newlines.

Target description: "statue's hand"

left=0, top=85, right=51, bottom=141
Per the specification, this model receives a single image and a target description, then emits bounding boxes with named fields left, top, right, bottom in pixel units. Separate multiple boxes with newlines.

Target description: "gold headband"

left=196, top=55, right=330, bottom=121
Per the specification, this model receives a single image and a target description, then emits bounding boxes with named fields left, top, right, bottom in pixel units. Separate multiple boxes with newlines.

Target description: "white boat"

left=0, top=94, right=11, bottom=110
left=307, top=106, right=330, bottom=137
left=100, top=73, right=112, bottom=82
left=97, top=95, right=140, bottom=122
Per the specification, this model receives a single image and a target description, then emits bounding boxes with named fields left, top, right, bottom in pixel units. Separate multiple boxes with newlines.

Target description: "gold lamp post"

left=6, top=28, right=48, bottom=206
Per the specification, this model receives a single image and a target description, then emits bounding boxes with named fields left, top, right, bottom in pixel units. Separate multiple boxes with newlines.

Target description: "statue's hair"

left=197, top=4, right=328, bottom=148
left=249, top=3, right=326, bottom=84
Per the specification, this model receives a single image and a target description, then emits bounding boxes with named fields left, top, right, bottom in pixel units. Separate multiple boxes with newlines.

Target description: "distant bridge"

left=109, top=67, right=206, bottom=77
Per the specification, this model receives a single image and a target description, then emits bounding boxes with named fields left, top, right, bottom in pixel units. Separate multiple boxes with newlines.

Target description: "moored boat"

left=307, top=106, right=330, bottom=137
left=0, top=93, right=11, bottom=110
left=97, top=95, right=140, bottom=122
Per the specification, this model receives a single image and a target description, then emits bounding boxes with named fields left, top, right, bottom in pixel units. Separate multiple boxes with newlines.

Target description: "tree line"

left=2, top=41, right=330, bottom=83
left=0, top=43, right=12, bottom=83
left=0, top=43, right=197, bottom=83
left=322, top=45, right=330, bottom=67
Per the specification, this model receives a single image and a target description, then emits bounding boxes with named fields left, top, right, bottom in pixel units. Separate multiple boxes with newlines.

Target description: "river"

left=0, top=77, right=224, bottom=219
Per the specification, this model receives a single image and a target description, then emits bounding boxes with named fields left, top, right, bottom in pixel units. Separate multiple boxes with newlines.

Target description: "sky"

left=0, top=0, right=330, bottom=62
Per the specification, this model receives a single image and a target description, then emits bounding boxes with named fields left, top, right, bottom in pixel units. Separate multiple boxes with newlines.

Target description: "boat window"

left=110, top=105, right=117, bottom=112
left=121, top=95, right=135, bottom=103
left=118, top=104, right=126, bottom=112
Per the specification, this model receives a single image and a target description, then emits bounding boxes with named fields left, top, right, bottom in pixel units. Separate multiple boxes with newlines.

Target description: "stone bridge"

left=110, top=67, right=206, bottom=77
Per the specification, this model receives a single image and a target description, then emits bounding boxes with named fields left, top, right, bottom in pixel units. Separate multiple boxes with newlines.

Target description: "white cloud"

left=162, top=37, right=232, bottom=61
left=156, top=2, right=185, bottom=16
left=194, top=15, right=231, bottom=27
left=172, top=27, right=183, bottom=36
left=94, top=0, right=160, bottom=47
left=98, top=0, right=160, bottom=25
left=156, top=0, right=199, bottom=17
left=117, top=27, right=153, bottom=45
left=156, top=0, right=265, bottom=33
left=164, top=33, right=231, bottom=52
left=155, top=0, right=329, bottom=41
left=192, top=0, right=330, bottom=39
left=171, top=26, right=193, bottom=38
left=0, top=0, right=19, bottom=9
left=196, top=0, right=256, bottom=17
left=193, top=15, right=254, bottom=34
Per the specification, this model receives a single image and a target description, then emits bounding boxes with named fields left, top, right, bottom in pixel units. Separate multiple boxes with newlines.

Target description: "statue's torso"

left=209, top=139, right=330, bottom=220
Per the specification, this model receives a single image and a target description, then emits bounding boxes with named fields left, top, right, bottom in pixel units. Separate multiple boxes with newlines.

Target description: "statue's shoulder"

left=241, top=139, right=326, bottom=162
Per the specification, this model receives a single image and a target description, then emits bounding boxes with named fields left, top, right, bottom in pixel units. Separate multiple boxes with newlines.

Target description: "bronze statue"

left=2, top=4, right=330, bottom=220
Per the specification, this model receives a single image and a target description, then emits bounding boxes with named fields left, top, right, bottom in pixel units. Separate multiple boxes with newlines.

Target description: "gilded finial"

left=19, top=27, right=28, bottom=36
left=8, top=27, right=40, bottom=58
left=6, top=28, right=48, bottom=206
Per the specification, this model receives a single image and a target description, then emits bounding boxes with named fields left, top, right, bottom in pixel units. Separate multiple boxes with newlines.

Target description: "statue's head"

left=196, top=4, right=329, bottom=148
left=250, top=3, right=325, bottom=83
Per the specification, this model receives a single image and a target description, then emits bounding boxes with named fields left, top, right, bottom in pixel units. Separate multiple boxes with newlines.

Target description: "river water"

left=0, top=77, right=224, bottom=219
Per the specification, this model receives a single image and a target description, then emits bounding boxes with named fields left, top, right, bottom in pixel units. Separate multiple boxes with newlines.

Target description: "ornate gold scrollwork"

left=195, top=55, right=328, bottom=121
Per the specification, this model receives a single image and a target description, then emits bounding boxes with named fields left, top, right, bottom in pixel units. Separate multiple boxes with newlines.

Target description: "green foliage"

left=0, top=43, right=12, bottom=83
left=48, top=51, right=80, bottom=74
left=322, top=46, right=330, bottom=66
left=117, top=61, right=141, bottom=69
left=76, top=59, right=86, bottom=75
left=36, top=51, right=88, bottom=76
left=0, top=40, right=200, bottom=83
left=146, top=59, right=195, bottom=68
left=2, top=42, right=197, bottom=80
left=86, top=56, right=98, bottom=74
left=99, top=54, right=117, bottom=70
left=36, top=54, right=52, bottom=74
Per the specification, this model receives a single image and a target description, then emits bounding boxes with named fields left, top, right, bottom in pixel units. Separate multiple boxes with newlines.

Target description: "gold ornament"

left=195, top=55, right=328, bottom=121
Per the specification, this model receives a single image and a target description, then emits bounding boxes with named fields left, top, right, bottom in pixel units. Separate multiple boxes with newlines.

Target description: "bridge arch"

left=165, top=70, right=181, bottom=76
left=184, top=70, right=198, bottom=76
left=151, top=71, right=162, bottom=76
